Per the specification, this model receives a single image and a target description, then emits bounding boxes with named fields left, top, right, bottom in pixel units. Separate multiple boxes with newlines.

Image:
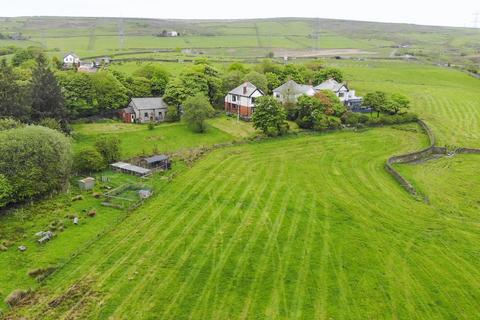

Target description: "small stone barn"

left=140, top=155, right=171, bottom=170
left=120, top=97, right=168, bottom=123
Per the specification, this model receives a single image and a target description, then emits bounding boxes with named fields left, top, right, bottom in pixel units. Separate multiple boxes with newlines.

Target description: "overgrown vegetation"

left=0, top=126, right=72, bottom=208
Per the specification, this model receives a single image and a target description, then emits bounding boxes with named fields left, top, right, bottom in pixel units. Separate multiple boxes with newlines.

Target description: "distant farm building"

left=120, top=97, right=168, bottom=123
left=273, top=80, right=316, bottom=104
left=63, top=52, right=80, bottom=67
left=314, top=79, right=363, bottom=110
left=225, top=82, right=264, bottom=120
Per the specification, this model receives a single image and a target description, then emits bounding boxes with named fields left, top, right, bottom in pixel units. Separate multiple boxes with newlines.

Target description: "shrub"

left=0, top=126, right=72, bottom=207
left=0, top=174, right=12, bottom=208
left=94, top=136, right=121, bottom=164
left=147, top=121, right=155, bottom=131
left=38, top=118, right=62, bottom=132
left=165, top=105, right=180, bottom=122
left=74, top=148, right=106, bottom=174
left=0, top=118, right=23, bottom=131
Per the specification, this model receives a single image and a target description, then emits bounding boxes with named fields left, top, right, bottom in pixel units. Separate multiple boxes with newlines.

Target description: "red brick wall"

left=225, top=102, right=253, bottom=118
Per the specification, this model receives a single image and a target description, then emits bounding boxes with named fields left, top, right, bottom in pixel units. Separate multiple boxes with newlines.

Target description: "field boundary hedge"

left=385, top=120, right=480, bottom=198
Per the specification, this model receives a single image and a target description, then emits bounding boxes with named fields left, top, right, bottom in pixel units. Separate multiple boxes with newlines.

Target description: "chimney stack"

left=243, top=83, right=248, bottom=95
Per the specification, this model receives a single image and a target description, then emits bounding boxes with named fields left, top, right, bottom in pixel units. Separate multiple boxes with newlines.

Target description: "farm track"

left=16, top=128, right=480, bottom=319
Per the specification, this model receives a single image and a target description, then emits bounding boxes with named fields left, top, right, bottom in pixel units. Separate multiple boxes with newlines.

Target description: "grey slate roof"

left=143, top=155, right=169, bottom=164
left=314, top=79, right=347, bottom=92
left=130, top=97, right=168, bottom=110
left=273, top=80, right=314, bottom=95
left=228, top=82, right=263, bottom=97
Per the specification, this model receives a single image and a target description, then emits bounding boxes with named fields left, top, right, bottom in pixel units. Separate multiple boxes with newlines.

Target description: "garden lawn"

left=72, top=121, right=238, bottom=159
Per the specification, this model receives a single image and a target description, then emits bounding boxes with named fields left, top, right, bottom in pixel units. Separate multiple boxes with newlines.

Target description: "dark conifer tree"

left=30, top=54, right=66, bottom=122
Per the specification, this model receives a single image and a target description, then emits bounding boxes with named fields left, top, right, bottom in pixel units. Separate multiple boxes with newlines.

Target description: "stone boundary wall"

left=457, top=147, right=480, bottom=154
left=385, top=120, right=446, bottom=197
left=385, top=120, right=480, bottom=197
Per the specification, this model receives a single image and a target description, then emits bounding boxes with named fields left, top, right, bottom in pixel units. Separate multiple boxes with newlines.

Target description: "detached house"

left=120, top=97, right=168, bottom=123
left=273, top=80, right=316, bottom=104
left=314, top=79, right=363, bottom=110
left=225, top=82, right=264, bottom=120
left=63, top=53, right=80, bottom=67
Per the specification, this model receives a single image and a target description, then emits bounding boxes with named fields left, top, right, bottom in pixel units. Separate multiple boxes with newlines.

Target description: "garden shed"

left=78, top=177, right=95, bottom=191
left=140, top=155, right=171, bottom=170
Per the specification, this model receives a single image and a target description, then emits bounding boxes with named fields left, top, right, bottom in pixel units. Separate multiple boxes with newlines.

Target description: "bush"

left=0, top=118, right=23, bottom=131
left=94, top=136, right=121, bottom=164
left=0, top=174, right=12, bottom=208
left=74, top=148, right=106, bottom=173
left=165, top=104, right=181, bottom=122
left=0, top=126, right=72, bottom=207
left=38, top=118, right=62, bottom=131
left=147, top=121, right=155, bottom=131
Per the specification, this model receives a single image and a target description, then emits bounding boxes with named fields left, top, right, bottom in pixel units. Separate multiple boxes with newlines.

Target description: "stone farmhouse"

left=120, top=97, right=168, bottom=123
left=224, top=82, right=264, bottom=120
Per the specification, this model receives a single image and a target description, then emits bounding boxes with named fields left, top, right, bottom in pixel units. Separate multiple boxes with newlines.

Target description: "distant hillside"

left=0, top=16, right=478, bottom=66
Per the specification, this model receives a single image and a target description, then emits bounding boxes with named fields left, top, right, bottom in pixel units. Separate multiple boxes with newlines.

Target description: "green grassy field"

left=330, top=60, right=480, bottom=147
left=1, top=17, right=479, bottom=66
left=72, top=120, right=247, bottom=159
left=8, top=125, right=480, bottom=319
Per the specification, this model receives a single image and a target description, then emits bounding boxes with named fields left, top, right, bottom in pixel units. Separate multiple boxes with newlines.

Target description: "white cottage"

left=224, top=82, right=264, bottom=120
left=273, top=80, right=316, bottom=104
left=63, top=53, right=80, bottom=66
left=120, top=97, right=168, bottom=123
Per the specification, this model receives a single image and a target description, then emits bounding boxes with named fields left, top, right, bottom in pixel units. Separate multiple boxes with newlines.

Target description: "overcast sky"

left=1, top=0, right=479, bottom=28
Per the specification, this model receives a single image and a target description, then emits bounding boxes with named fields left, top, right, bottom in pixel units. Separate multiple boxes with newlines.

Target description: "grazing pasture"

left=334, top=60, right=480, bottom=147
left=9, top=126, right=480, bottom=319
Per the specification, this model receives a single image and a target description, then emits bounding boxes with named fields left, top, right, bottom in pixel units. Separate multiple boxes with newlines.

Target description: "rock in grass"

left=71, top=195, right=84, bottom=202
left=18, top=245, right=27, bottom=252
left=0, top=244, right=7, bottom=252
left=4, top=289, right=32, bottom=307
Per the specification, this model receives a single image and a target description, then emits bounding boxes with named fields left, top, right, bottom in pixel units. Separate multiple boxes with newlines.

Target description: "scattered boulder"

left=87, top=210, right=96, bottom=217
left=71, top=195, right=84, bottom=202
left=18, top=245, right=27, bottom=252
left=0, top=244, right=7, bottom=252
left=4, top=289, right=32, bottom=307
left=36, top=231, right=54, bottom=244
left=28, top=267, right=56, bottom=282
left=92, top=192, right=102, bottom=199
